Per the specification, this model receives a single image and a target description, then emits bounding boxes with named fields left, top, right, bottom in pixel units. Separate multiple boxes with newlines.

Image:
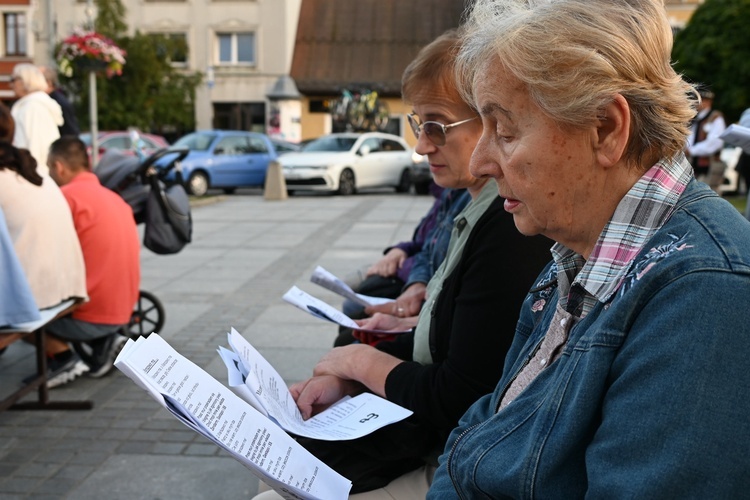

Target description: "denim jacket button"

left=540, top=358, right=547, bottom=366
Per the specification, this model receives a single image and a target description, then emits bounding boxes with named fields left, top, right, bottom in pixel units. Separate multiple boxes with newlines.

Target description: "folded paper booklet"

left=218, top=327, right=412, bottom=441
left=115, top=333, right=352, bottom=499
left=282, top=286, right=411, bottom=334
left=720, top=124, right=750, bottom=154
left=310, top=266, right=394, bottom=308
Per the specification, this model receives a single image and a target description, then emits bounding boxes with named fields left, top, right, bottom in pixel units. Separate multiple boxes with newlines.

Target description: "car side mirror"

left=359, top=145, right=371, bottom=156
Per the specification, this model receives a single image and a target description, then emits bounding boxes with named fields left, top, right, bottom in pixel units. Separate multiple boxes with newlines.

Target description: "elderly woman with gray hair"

left=427, top=0, right=750, bottom=497
left=9, top=63, right=63, bottom=176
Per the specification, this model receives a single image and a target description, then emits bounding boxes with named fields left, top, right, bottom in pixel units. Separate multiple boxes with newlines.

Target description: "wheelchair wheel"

left=128, top=290, right=165, bottom=339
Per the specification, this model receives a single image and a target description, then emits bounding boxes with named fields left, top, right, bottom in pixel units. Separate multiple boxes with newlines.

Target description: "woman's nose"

left=469, top=141, right=501, bottom=180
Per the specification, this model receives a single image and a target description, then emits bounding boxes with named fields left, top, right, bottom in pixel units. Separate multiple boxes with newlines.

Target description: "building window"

left=217, top=32, right=255, bottom=65
left=4, top=13, right=27, bottom=56
left=148, top=33, right=188, bottom=64
left=213, top=102, right=265, bottom=132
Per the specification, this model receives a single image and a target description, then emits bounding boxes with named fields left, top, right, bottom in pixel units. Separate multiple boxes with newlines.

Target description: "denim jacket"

left=429, top=180, right=750, bottom=499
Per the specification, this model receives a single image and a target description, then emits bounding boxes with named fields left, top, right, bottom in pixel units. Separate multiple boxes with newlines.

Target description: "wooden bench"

left=0, top=299, right=93, bottom=412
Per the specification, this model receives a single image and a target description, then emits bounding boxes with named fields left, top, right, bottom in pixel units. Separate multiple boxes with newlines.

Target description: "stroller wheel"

left=127, top=290, right=165, bottom=339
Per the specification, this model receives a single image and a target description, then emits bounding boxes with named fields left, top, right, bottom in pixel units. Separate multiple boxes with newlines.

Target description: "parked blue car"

left=162, top=130, right=299, bottom=196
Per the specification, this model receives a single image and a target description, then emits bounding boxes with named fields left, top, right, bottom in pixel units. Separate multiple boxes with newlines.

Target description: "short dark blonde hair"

left=401, top=29, right=464, bottom=106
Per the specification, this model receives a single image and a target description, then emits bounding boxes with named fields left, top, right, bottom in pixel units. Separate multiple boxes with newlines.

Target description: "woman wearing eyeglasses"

left=253, top=29, right=551, bottom=500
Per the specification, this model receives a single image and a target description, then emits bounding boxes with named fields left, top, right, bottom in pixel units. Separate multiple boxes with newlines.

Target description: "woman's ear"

left=595, top=94, right=630, bottom=168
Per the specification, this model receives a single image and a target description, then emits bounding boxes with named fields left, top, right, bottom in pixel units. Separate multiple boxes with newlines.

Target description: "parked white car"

left=279, top=132, right=414, bottom=195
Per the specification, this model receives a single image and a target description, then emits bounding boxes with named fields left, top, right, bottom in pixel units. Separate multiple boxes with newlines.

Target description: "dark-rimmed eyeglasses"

left=407, top=113, right=478, bottom=147
left=8, top=76, right=17, bottom=83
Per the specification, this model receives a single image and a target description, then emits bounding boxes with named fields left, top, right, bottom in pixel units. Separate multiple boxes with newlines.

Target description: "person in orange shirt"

left=39, top=136, right=141, bottom=387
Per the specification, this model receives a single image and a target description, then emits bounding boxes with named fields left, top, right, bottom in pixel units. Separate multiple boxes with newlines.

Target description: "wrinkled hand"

left=366, top=248, right=408, bottom=278
left=310, top=345, right=403, bottom=399
left=365, top=282, right=426, bottom=317
left=290, top=375, right=362, bottom=420
left=311, top=344, right=369, bottom=380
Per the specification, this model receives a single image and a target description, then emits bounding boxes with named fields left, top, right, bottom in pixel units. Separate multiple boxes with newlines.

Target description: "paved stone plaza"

left=0, top=190, right=431, bottom=499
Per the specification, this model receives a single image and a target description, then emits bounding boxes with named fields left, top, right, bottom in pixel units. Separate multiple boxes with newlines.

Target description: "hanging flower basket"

left=57, top=29, right=127, bottom=78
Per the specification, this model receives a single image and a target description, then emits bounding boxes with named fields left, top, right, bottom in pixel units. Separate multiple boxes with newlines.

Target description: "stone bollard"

left=264, top=160, right=288, bottom=201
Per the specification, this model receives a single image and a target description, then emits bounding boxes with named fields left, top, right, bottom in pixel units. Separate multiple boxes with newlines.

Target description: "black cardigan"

left=379, top=195, right=552, bottom=433
left=297, top=195, right=552, bottom=491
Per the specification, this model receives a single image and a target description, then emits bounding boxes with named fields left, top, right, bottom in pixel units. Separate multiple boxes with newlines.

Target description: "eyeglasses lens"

left=408, top=115, right=446, bottom=146
left=422, top=122, right=446, bottom=146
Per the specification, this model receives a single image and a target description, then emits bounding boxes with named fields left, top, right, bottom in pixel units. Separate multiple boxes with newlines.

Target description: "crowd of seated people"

left=0, top=95, right=140, bottom=388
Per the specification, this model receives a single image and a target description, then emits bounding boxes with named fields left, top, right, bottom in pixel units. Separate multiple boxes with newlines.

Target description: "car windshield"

left=272, top=140, right=300, bottom=154
left=302, top=137, right=357, bottom=152
left=173, top=132, right=217, bottom=151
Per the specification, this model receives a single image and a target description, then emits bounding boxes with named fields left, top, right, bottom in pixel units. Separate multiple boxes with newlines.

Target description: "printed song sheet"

left=720, top=124, right=750, bottom=154
left=218, top=328, right=412, bottom=441
left=282, top=286, right=410, bottom=334
left=310, top=266, right=394, bottom=307
left=115, top=334, right=351, bottom=500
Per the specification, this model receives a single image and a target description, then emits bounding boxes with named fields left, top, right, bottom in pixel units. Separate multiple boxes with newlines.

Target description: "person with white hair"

left=428, top=0, right=750, bottom=497
left=9, top=63, right=63, bottom=176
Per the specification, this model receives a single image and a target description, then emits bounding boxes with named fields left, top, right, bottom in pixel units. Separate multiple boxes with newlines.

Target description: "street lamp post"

left=84, top=0, right=99, bottom=167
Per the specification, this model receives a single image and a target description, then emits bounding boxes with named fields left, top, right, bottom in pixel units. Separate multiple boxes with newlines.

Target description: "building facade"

left=0, top=0, right=706, bottom=141
left=1, top=0, right=301, bottom=138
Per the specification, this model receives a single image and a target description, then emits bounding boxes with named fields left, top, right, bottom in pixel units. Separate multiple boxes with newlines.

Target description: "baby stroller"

left=94, top=144, right=191, bottom=339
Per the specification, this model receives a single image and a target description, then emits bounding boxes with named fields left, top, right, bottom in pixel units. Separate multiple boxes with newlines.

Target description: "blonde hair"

left=456, top=0, right=696, bottom=167
left=12, top=63, right=49, bottom=93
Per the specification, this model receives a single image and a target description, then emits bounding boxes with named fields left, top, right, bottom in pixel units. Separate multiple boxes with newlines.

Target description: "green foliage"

left=94, top=0, right=127, bottom=39
left=60, top=3, right=202, bottom=140
left=672, top=0, right=750, bottom=123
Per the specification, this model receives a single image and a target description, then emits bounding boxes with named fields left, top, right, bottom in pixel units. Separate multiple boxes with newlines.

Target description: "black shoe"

left=22, top=350, right=90, bottom=389
left=86, top=334, right=128, bottom=378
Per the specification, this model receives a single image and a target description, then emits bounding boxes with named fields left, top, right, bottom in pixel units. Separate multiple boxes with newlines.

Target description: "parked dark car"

left=162, top=130, right=298, bottom=196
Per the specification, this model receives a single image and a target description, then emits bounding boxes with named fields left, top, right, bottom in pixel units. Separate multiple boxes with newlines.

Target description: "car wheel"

left=414, top=181, right=431, bottom=195
left=395, top=169, right=412, bottom=193
left=338, top=169, right=356, bottom=196
left=188, top=171, right=209, bottom=196
left=222, top=187, right=236, bottom=195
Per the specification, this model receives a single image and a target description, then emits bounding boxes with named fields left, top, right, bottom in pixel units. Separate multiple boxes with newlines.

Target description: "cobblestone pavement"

left=0, top=189, right=431, bottom=499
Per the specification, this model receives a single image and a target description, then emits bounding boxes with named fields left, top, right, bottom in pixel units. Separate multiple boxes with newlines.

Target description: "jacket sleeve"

left=384, top=205, right=551, bottom=432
